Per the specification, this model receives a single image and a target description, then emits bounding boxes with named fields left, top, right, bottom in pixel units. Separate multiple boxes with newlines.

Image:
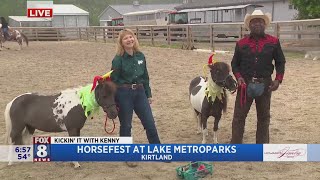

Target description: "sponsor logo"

left=263, top=144, right=307, bottom=161
left=264, top=147, right=306, bottom=158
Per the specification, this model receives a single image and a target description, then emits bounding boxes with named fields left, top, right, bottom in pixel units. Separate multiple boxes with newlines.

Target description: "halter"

left=91, top=70, right=117, bottom=134
left=203, top=53, right=237, bottom=94
left=212, top=74, right=237, bottom=94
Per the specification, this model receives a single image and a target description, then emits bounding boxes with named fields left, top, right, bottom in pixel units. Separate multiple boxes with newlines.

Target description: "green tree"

left=290, top=0, right=320, bottom=19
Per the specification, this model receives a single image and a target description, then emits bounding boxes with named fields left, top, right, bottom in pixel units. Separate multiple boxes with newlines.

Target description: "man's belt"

left=248, top=77, right=265, bottom=83
left=119, top=83, right=144, bottom=90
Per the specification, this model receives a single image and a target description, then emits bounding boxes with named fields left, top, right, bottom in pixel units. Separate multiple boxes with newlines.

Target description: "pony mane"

left=61, top=86, right=83, bottom=93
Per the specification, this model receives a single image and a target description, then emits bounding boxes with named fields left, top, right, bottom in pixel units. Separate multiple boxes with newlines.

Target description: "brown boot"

left=125, top=162, right=138, bottom=167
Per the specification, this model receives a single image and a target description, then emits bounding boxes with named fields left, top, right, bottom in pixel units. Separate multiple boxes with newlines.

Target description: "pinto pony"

left=189, top=55, right=237, bottom=144
left=0, top=24, right=29, bottom=50
left=4, top=71, right=117, bottom=168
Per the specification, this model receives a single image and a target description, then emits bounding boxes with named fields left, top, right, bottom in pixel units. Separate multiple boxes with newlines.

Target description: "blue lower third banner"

left=308, top=144, right=320, bottom=161
left=49, top=144, right=263, bottom=162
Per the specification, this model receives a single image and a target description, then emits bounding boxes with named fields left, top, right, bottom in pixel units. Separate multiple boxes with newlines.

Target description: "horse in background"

left=0, top=24, right=29, bottom=50
left=4, top=76, right=118, bottom=168
left=189, top=60, right=237, bottom=144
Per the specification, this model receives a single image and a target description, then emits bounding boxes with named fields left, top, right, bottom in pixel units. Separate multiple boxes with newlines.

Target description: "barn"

left=98, top=1, right=180, bottom=26
left=52, top=4, right=89, bottom=27
left=175, top=0, right=298, bottom=21
left=8, top=4, right=89, bottom=27
left=8, top=16, right=52, bottom=27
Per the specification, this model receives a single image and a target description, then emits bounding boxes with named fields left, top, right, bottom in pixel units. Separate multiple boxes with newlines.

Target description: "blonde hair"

left=116, top=29, right=140, bottom=56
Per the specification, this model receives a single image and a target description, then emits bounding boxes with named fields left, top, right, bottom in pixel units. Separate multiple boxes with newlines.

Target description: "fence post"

left=277, top=23, right=280, bottom=39
left=274, top=23, right=280, bottom=38
left=35, top=29, right=39, bottom=41
left=103, top=28, right=106, bottom=43
left=86, top=27, right=89, bottom=41
left=210, top=25, right=214, bottom=51
left=298, top=24, right=302, bottom=40
left=94, top=27, right=97, bottom=42
left=78, top=28, right=81, bottom=40
left=239, top=24, right=243, bottom=39
left=151, top=26, right=154, bottom=46
left=167, top=26, right=170, bottom=45
left=185, top=25, right=189, bottom=49
left=136, top=27, right=140, bottom=41
left=112, top=27, right=115, bottom=42
left=57, top=29, right=60, bottom=41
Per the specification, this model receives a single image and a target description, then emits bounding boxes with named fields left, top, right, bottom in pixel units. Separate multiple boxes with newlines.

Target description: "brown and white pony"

left=4, top=79, right=118, bottom=168
left=189, top=62, right=237, bottom=144
left=0, top=24, right=29, bottom=50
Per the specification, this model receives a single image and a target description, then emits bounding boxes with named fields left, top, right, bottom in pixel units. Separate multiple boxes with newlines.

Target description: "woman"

left=110, top=29, right=161, bottom=167
left=0, top=17, right=9, bottom=40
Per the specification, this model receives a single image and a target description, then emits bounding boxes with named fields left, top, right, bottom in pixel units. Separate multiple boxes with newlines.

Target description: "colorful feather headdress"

left=208, top=53, right=217, bottom=65
left=203, top=52, right=217, bottom=77
left=91, top=70, right=113, bottom=92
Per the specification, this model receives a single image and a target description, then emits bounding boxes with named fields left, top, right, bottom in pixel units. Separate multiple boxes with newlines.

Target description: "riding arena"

left=0, top=40, right=319, bottom=179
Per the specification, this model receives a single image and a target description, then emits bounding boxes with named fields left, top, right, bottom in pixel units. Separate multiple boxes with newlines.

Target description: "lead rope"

left=104, top=106, right=119, bottom=134
left=240, top=83, right=247, bottom=108
left=104, top=116, right=116, bottom=134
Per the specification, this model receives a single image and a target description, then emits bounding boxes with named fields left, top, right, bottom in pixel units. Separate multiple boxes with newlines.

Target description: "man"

left=0, top=17, right=10, bottom=40
left=230, top=10, right=286, bottom=144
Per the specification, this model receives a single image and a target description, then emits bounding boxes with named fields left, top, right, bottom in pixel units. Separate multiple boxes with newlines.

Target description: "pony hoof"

left=73, top=163, right=81, bottom=169
left=8, top=162, right=13, bottom=166
left=196, top=130, right=201, bottom=134
left=201, top=140, right=206, bottom=144
left=72, top=162, right=81, bottom=169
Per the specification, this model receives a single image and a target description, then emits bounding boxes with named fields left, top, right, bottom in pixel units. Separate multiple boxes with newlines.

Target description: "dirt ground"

left=0, top=41, right=319, bottom=180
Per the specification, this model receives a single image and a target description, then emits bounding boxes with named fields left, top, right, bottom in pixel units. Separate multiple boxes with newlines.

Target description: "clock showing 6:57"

left=15, top=147, right=31, bottom=153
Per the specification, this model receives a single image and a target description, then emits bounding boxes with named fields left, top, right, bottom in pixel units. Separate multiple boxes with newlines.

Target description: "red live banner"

left=27, top=8, right=53, bottom=18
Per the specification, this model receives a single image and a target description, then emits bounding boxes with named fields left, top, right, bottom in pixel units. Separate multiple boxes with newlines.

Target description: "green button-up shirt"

left=110, top=51, right=152, bottom=98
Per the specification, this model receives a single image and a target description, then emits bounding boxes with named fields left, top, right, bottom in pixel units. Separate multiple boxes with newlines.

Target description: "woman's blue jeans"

left=115, top=87, right=160, bottom=144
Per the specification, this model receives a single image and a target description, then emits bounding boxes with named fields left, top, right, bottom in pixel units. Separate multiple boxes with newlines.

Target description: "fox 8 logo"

left=33, top=136, right=51, bottom=161
left=35, top=144, right=49, bottom=158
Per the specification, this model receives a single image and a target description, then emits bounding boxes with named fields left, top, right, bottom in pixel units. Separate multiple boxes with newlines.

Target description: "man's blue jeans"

left=2, top=28, right=9, bottom=39
left=115, top=87, right=160, bottom=144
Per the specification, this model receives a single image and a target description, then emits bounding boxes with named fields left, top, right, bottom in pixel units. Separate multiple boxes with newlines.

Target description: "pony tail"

left=21, top=32, right=29, bottom=46
left=4, top=101, right=13, bottom=145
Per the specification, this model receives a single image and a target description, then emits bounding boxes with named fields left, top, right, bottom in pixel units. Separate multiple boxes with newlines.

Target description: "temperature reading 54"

left=18, top=154, right=31, bottom=160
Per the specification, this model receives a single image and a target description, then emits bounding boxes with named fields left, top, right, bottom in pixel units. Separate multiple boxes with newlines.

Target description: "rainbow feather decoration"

left=91, top=70, right=113, bottom=92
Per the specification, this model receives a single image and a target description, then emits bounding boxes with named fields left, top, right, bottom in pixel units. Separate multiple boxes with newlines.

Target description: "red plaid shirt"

left=231, top=34, right=286, bottom=83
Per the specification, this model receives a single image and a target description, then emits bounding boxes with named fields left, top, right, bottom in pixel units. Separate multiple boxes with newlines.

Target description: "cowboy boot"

left=125, top=161, right=138, bottom=167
